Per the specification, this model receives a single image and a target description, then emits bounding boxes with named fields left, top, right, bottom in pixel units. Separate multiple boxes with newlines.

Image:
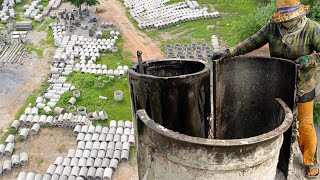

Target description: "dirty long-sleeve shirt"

left=229, top=19, right=320, bottom=95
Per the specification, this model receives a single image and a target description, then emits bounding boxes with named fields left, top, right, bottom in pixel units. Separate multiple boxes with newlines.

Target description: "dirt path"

left=97, top=0, right=164, bottom=61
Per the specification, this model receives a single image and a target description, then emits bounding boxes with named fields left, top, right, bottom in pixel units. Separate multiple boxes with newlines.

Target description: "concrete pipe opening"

left=130, top=57, right=298, bottom=179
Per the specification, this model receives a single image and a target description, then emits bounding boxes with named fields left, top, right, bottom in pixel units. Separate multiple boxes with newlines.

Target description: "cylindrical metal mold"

left=135, top=98, right=293, bottom=180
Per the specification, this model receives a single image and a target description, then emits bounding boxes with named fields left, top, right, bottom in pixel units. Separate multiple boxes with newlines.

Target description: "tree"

left=67, top=0, right=99, bottom=17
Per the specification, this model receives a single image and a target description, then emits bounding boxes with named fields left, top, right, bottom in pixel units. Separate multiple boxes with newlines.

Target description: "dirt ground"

left=97, top=0, right=164, bottom=61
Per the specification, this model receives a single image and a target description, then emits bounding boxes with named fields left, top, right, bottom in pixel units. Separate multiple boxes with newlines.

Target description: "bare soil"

left=97, top=0, right=164, bottom=61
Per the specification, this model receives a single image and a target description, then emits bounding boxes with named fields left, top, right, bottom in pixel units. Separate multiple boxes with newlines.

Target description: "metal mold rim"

left=136, top=98, right=293, bottom=147
left=128, top=58, right=209, bottom=79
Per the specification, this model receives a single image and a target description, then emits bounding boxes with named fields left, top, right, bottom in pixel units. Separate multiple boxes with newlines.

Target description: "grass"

left=0, top=129, right=18, bottom=144
left=26, top=42, right=44, bottom=57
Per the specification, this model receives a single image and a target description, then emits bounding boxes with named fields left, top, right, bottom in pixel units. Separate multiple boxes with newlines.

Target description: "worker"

left=212, top=0, right=319, bottom=178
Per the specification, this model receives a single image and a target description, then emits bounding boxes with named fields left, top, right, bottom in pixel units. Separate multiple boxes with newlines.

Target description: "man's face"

left=281, top=18, right=301, bottom=29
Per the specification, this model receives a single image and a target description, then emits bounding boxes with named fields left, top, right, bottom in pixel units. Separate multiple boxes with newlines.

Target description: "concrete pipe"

left=116, top=127, right=124, bottom=135
left=44, top=106, right=52, bottom=113
left=77, top=133, right=85, bottom=142
left=26, top=115, right=34, bottom=125
left=107, top=69, right=113, bottom=75
left=77, top=141, right=85, bottom=150
left=73, top=90, right=81, bottom=97
left=103, top=168, right=113, bottom=180
left=113, top=134, right=120, bottom=142
left=101, top=158, right=110, bottom=168
left=19, top=128, right=29, bottom=140
left=5, top=134, right=15, bottom=144
left=62, top=113, right=68, bottom=121
left=88, top=126, right=95, bottom=134
left=106, top=134, right=114, bottom=142
left=81, top=125, right=88, bottom=134
left=18, top=172, right=27, bottom=180
left=128, top=134, right=135, bottom=146
left=97, top=150, right=106, bottom=159
left=70, top=157, right=79, bottom=167
left=42, top=174, right=52, bottom=180
left=84, top=134, right=92, bottom=142
left=32, top=115, right=40, bottom=124
left=124, top=120, right=131, bottom=128
left=46, top=116, right=54, bottom=125
left=98, top=134, right=106, bottom=142
left=113, top=150, right=121, bottom=160
left=120, top=150, right=129, bottom=162
left=79, top=166, right=88, bottom=178
left=12, top=154, right=20, bottom=168
left=90, top=149, right=98, bottom=159
left=87, top=167, right=96, bottom=180
left=121, top=135, right=128, bottom=143
left=25, top=172, right=35, bottom=180
left=54, top=156, right=64, bottom=165
left=0, top=144, right=4, bottom=157
left=95, top=125, right=102, bottom=134
left=131, top=128, right=134, bottom=135
left=75, top=149, right=83, bottom=158
left=71, top=166, right=80, bottom=177
left=19, top=114, right=27, bottom=124
left=62, top=157, right=71, bottom=166
left=122, top=142, right=130, bottom=151
left=109, top=159, right=118, bottom=171
left=62, top=166, right=72, bottom=176
left=113, top=70, right=119, bottom=77
left=114, top=90, right=123, bottom=101
left=68, top=149, right=76, bottom=158
left=102, top=65, right=107, bottom=70
left=48, top=102, right=57, bottom=108
left=92, top=141, right=100, bottom=150
left=83, top=150, right=90, bottom=159
left=106, top=149, right=114, bottom=159
left=78, top=157, right=87, bottom=168
left=117, top=120, right=124, bottom=128
left=31, top=123, right=40, bottom=135
left=51, top=174, right=60, bottom=180
left=107, top=142, right=115, bottom=150
left=68, top=97, right=77, bottom=105
left=100, top=142, right=107, bottom=150
left=92, top=133, right=99, bottom=142
left=36, top=96, right=43, bottom=103
left=32, top=107, right=39, bottom=115
left=94, top=158, right=102, bottom=168
left=67, top=113, right=74, bottom=121
left=102, top=128, right=109, bottom=135
left=54, top=165, right=64, bottom=175
left=34, top=174, right=43, bottom=180
left=85, top=141, right=93, bottom=150
left=85, top=158, right=94, bottom=168
left=44, top=93, right=53, bottom=99
left=109, top=120, right=116, bottom=128
left=3, top=160, right=12, bottom=174
left=92, top=111, right=101, bottom=120
left=25, top=107, right=32, bottom=115
left=74, top=125, right=81, bottom=136
left=4, top=142, right=14, bottom=156
left=54, top=107, right=66, bottom=115
left=39, top=115, right=47, bottom=125
left=98, top=111, right=108, bottom=120
left=115, top=142, right=122, bottom=150
left=95, top=167, right=104, bottom=180
left=124, top=128, right=131, bottom=136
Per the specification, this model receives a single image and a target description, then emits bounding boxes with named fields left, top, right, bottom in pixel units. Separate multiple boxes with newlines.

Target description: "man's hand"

left=211, top=49, right=231, bottom=61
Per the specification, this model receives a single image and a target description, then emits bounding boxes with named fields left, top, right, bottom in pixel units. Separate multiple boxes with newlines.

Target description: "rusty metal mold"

left=136, top=97, right=293, bottom=179
left=128, top=59, right=211, bottom=138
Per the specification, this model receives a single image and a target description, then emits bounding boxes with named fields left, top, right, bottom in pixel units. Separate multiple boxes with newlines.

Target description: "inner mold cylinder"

left=128, top=59, right=211, bottom=138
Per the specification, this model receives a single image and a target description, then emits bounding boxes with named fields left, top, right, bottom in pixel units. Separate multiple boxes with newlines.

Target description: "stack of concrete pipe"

left=23, top=0, right=44, bottom=21
left=165, top=43, right=213, bottom=60
left=124, top=0, right=220, bottom=29
left=0, top=0, right=20, bottom=23
left=0, top=152, right=29, bottom=177
left=18, top=120, right=135, bottom=179
left=53, top=113, right=90, bottom=128
left=211, top=35, right=221, bottom=53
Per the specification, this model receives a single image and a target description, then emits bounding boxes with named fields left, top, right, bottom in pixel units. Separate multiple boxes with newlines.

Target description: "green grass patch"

left=165, top=0, right=184, bottom=5
left=14, top=81, right=49, bottom=120
left=0, top=129, right=18, bottom=144
left=39, top=1, right=49, bottom=7
left=26, top=42, right=44, bottom=57
left=37, top=19, right=54, bottom=32
left=54, top=73, right=132, bottom=127
left=314, top=104, right=320, bottom=124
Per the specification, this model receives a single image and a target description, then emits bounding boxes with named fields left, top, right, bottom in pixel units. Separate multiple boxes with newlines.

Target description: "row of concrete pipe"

left=17, top=121, right=134, bottom=180
left=0, top=152, right=28, bottom=176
